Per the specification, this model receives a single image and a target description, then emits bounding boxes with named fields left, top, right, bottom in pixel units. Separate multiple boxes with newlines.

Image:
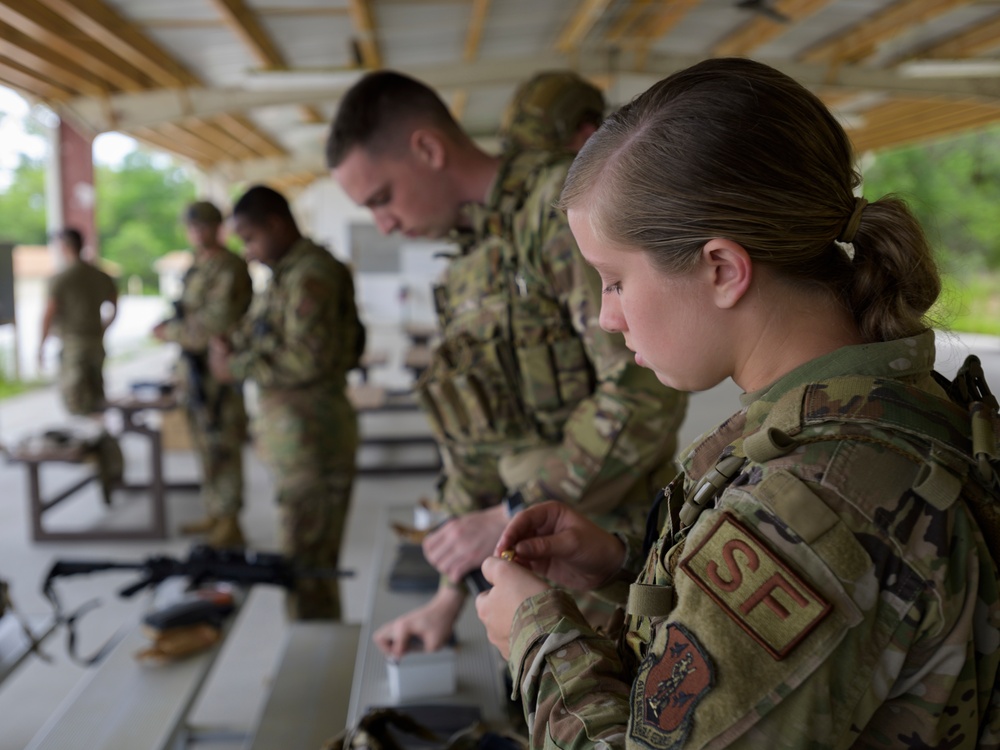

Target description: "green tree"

left=96, top=150, right=195, bottom=291
left=862, top=126, right=1000, bottom=274
left=0, top=155, right=47, bottom=245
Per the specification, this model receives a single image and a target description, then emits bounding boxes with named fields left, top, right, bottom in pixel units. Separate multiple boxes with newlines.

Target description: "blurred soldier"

left=328, top=71, right=688, bottom=658
left=499, top=69, right=605, bottom=154
left=153, top=201, right=253, bottom=549
left=39, top=228, right=117, bottom=415
left=209, top=185, right=364, bottom=621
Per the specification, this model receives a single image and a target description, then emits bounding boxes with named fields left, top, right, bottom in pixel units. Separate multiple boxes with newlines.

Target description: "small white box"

left=414, top=504, right=446, bottom=531
left=386, top=647, right=457, bottom=701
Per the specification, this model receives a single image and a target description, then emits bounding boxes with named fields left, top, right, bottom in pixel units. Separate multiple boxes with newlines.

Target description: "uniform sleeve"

left=228, top=260, right=342, bottom=389
left=161, top=259, right=252, bottom=351
left=509, top=589, right=632, bottom=749
left=518, top=174, right=687, bottom=515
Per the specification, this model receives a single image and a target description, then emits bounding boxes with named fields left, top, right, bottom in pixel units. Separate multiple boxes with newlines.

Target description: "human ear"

left=701, top=239, right=752, bottom=310
left=411, top=129, right=446, bottom=170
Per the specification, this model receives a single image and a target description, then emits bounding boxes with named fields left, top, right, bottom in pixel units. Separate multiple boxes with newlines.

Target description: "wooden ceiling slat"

left=209, top=0, right=286, bottom=69
left=214, top=114, right=287, bottom=158
left=557, top=0, right=614, bottom=53
left=208, top=0, right=329, bottom=126
left=0, top=1, right=148, bottom=92
left=130, top=127, right=214, bottom=167
left=605, top=0, right=654, bottom=44
left=184, top=120, right=259, bottom=160
left=37, top=0, right=197, bottom=88
left=0, top=18, right=110, bottom=97
left=463, top=0, right=491, bottom=62
left=0, top=56, right=74, bottom=101
left=801, top=0, right=976, bottom=65
left=914, top=11, right=1000, bottom=59
left=348, top=0, right=382, bottom=69
left=714, top=0, right=833, bottom=57
left=155, top=122, right=226, bottom=163
left=637, top=0, right=701, bottom=42
left=852, top=98, right=1000, bottom=151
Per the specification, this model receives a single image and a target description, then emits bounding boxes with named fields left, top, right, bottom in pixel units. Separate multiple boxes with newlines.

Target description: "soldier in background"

left=209, top=185, right=363, bottom=621
left=153, top=201, right=253, bottom=549
left=499, top=69, right=605, bottom=154
left=38, top=228, right=117, bottom=415
left=328, top=71, right=688, bottom=658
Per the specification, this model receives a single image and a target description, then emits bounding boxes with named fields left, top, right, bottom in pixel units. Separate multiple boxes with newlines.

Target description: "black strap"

left=643, top=486, right=668, bottom=558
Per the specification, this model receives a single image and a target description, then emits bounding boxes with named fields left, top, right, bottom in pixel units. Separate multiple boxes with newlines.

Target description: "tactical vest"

left=418, top=152, right=595, bottom=447
left=621, top=355, right=1000, bottom=669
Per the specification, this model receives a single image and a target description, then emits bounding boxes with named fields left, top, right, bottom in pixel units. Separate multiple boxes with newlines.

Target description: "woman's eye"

left=602, top=282, right=622, bottom=295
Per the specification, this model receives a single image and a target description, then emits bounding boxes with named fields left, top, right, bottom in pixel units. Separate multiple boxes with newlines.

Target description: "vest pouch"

left=516, top=342, right=561, bottom=411
left=424, top=379, right=470, bottom=438
left=452, top=371, right=493, bottom=439
left=550, top=336, right=592, bottom=406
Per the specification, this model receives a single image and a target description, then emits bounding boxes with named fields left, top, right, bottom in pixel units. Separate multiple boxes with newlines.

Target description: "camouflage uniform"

left=507, top=332, right=1000, bottom=749
left=48, top=261, right=116, bottom=415
left=422, top=151, right=687, bottom=596
left=228, top=237, right=361, bottom=620
left=500, top=71, right=605, bottom=153
left=159, top=250, right=252, bottom=520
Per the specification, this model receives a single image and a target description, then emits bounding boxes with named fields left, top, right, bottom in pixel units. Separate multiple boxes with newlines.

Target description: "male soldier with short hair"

left=39, top=228, right=117, bottom=415
left=500, top=69, right=605, bottom=154
left=153, top=201, right=253, bottom=549
left=328, top=71, right=688, bottom=658
left=209, top=185, right=363, bottom=621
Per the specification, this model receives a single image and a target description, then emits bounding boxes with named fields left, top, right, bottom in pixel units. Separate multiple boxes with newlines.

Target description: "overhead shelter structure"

left=2, top=0, right=1000, bottom=237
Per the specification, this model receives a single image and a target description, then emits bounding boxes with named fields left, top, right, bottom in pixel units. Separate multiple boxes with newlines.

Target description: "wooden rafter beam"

left=910, top=11, right=1000, bottom=60
left=605, top=0, right=654, bottom=44
left=208, top=0, right=323, bottom=124
left=631, top=0, right=701, bottom=66
left=0, top=55, right=74, bottom=101
left=184, top=119, right=259, bottom=161
left=209, top=0, right=286, bottom=69
left=801, top=0, right=976, bottom=65
left=557, top=0, right=614, bottom=53
left=0, top=1, right=148, bottom=92
left=348, top=0, right=382, bottom=69
left=851, top=97, right=1000, bottom=152
left=215, top=114, right=287, bottom=158
left=452, top=0, right=492, bottom=124
left=464, top=0, right=492, bottom=62
left=0, top=18, right=110, bottom=97
left=714, top=0, right=832, bottom=57
left=130, top=126, right=214, bottom=167
left=36, top=0, right=197, bottom=88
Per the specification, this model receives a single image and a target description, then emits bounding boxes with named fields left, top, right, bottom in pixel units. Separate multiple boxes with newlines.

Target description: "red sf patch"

left=630, top=623, right=713, bottom=750
left=680, top=512, right=831, bottom=660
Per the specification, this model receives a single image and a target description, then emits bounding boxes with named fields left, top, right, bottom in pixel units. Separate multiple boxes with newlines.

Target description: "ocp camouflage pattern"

left=160, top=249, right=252, bottom=518
left=229, top=237, right=361, bottom=619
left=507, top=332, right=1000, bottom=748
left=424, top=150, right=687, bottom=542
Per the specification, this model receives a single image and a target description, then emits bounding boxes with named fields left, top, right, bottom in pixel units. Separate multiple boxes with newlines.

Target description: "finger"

left=494, top=503, right=562, bottom=553
left=480, top=556, right=503, bottom=585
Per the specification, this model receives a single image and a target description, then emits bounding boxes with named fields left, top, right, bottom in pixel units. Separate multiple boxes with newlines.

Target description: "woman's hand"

left=476, top=557, right=550, bottom=659
left=495, top=501, right=626, bottom=591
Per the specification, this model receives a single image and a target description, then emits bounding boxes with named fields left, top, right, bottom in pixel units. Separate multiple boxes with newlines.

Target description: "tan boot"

left=180, top=517, right=217, bottom=536
left=208, top=516, right=245, bottom=549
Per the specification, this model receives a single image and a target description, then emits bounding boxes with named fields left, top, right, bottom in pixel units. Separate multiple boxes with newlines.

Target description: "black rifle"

left=42, top=545, right=352, bottom=664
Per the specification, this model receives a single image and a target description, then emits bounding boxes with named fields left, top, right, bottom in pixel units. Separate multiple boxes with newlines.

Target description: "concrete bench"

left=0, top=613, right=56, bottom=686
left=246, top=622, right=360, bottom=749
left=24, top=584, right=241, bottom=750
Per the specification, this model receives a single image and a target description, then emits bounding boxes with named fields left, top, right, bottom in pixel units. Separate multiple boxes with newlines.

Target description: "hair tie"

left=834, top=196, right=867, bottom=262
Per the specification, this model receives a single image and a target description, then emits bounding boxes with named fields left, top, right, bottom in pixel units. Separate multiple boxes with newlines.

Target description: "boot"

left=180, top=517, right=217, bottom=535
left=208, top=516, right=245, bottom=549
